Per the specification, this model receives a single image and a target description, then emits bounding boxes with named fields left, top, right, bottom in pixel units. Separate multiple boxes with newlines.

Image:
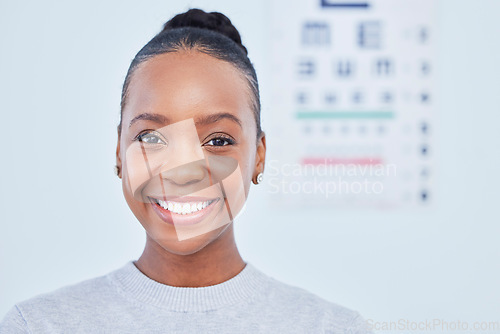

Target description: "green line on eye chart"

left=296, top=111, right=395, bottom=119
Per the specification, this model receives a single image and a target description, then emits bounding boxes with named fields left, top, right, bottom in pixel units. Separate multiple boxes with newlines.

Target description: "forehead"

left=123, top=50, right=253, bottom=128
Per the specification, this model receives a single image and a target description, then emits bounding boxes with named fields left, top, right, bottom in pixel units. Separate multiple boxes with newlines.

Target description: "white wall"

left=1, top=0, right=499, bottom=330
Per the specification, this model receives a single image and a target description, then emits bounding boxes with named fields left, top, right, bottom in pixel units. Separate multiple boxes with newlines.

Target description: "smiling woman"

left=0, top=8, right=371, bottom=333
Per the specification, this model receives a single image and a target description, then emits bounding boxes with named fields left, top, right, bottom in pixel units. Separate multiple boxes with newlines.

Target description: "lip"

left=148, top=196, right=221, bottom=226
left=148, top=195, right=215, bottom=203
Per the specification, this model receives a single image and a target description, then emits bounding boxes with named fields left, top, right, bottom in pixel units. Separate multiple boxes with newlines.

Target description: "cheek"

left=238, top=141, right=257, bottom=192
left=123, top=144, right=152, bottom=202
left=121, top=161, right=147, bottom=219
left=220, top=163, right=247, bottom=219
left=120, top=140, right=157, bottom=227
left=203, top=155, right=247, bottom=218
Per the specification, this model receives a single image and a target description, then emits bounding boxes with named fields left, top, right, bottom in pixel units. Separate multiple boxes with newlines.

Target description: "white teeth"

left=153, top=198, right=214, bottom=215
left=158, top=200, right=168, bottom=210
left=174, top=203, right=182, bottom=213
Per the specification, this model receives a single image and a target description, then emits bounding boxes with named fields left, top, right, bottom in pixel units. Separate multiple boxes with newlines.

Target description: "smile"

left=147, top=196, right=222, bottom=226
left=149, top=197, right=216, bottom=215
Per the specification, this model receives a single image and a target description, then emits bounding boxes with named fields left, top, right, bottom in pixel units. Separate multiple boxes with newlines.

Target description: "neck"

left=134, top=224, right=245, bottom=287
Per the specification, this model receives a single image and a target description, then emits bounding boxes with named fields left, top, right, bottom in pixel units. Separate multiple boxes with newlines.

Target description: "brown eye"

left=206, top=138, right=231, bottom=146
left=204, top=135, right=234, bottom=147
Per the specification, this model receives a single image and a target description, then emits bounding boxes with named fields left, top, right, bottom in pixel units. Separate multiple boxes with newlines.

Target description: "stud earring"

left=114, top=165, right=120, bottom=176
left=256, top=172, right=264, bottom=184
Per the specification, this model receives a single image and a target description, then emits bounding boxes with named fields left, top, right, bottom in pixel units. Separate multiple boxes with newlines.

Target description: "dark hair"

left=118, top=8, right=262, bottom=139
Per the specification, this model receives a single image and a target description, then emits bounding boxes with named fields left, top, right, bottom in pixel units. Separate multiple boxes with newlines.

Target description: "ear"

left=115, top=125, right=123, bottom=179
left=253, top=131, right=266, bottom=184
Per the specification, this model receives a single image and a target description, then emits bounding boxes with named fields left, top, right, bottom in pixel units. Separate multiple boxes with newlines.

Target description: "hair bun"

left=162, top=8, right=247, bottom=55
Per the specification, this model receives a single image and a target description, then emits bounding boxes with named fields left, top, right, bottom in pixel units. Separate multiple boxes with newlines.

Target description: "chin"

left=151, top=224, right=230, bottom=256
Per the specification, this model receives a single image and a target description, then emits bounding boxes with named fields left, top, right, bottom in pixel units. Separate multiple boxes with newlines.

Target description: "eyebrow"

left=195, top=112, right=242, bottom=128
left=129, top=113, right=169, bottom=128
left=128, top=112, right=242, bottom=128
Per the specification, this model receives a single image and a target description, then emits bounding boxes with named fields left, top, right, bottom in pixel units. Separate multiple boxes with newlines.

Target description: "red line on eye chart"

left=301, top=157, right=383, bottom=165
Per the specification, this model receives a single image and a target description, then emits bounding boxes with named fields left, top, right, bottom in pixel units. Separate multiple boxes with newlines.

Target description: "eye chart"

left=267, top=0, right=436, bottom=209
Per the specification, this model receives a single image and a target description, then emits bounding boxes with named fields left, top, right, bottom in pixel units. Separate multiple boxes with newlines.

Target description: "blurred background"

left=1, top=0, right=499, bottom=332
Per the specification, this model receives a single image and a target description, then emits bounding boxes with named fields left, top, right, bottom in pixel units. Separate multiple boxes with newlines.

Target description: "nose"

left=160, top=159, right=207, bottom=187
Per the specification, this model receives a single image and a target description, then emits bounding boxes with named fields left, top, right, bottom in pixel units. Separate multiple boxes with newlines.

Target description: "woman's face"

left=116, top=51, right=265, bottom=255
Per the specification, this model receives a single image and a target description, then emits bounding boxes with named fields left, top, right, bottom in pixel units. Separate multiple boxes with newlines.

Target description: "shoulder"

left=0, top=269, right=120, bottom=333
left=0, top=305, right=28, bottom=334
left=252, top=267, right=372, bottom=333
left=17, top=273, right=112, bottom=312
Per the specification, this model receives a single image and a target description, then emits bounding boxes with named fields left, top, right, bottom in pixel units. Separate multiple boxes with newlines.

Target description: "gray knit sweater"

left=0, top=261, right=372, bottom=333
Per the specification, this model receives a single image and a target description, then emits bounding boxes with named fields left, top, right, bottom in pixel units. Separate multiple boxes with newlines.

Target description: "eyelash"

left=133, top=131, right=235, bottom=148
left=203, top=133, right=235, bottom=148
left=133, top=130, right=166, bottom=145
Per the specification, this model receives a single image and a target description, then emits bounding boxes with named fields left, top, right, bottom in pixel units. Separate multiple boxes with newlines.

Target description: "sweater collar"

left=108, top=260, right=269, bottom=312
